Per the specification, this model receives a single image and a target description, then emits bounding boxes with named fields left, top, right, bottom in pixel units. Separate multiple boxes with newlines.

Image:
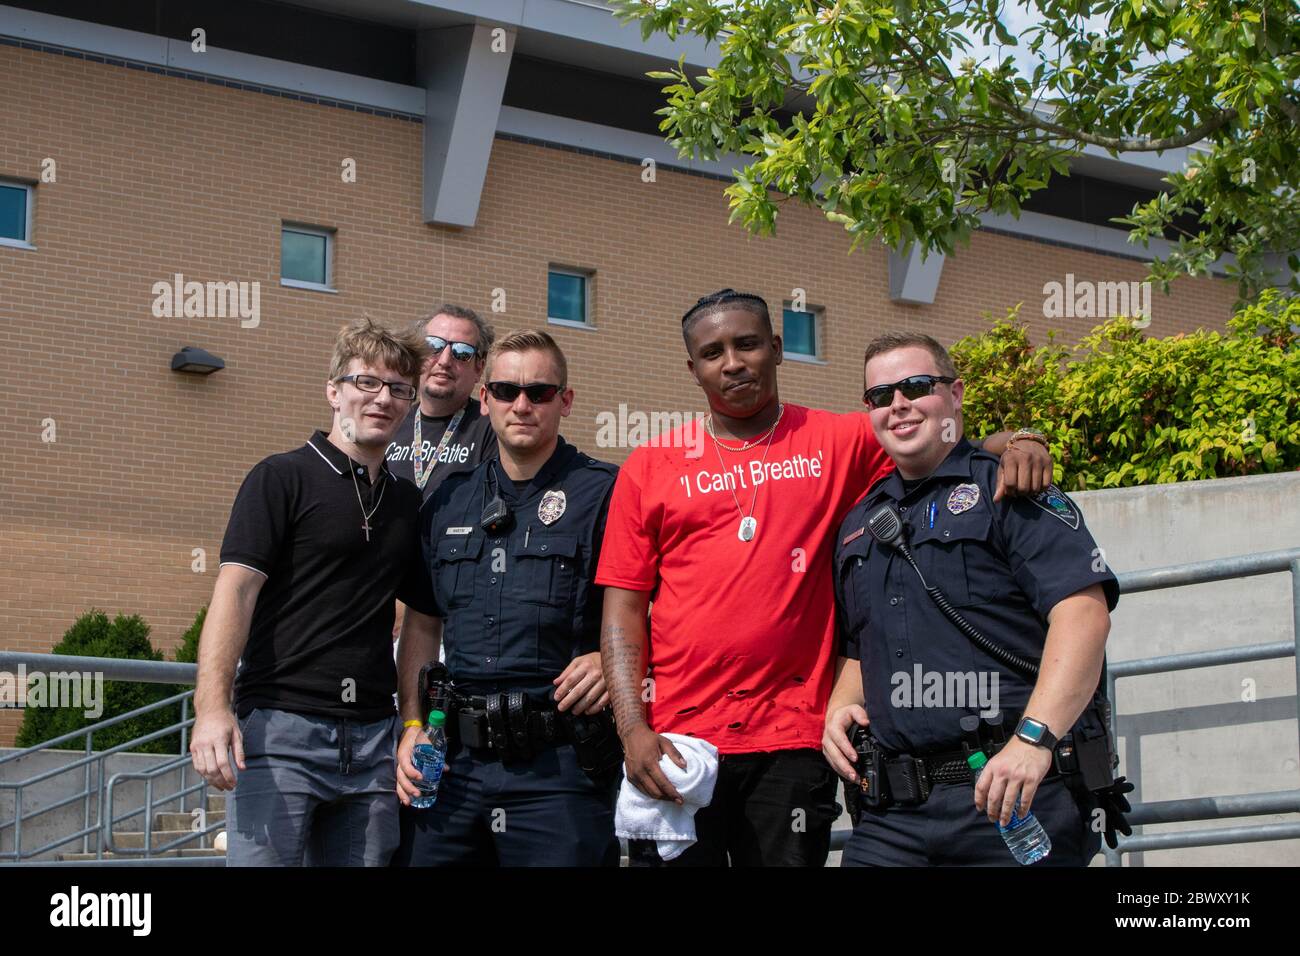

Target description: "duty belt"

left=418, top=662, right=624, bottom=783
left=861, top=740, right=1062, bottom=809
left=459, top=691, right=563, bottom=756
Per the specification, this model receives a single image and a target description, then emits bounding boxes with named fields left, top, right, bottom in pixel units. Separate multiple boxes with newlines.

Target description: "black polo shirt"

left=419, top=438, right=617, bottom=698
left=220, top=431, right=437, bottom=721
left=384, top=396, right=497, bottom=501
left=834, top=438, right=1119, bottom=754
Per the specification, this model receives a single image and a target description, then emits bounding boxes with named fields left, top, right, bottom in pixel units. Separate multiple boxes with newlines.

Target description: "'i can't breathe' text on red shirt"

left=595, top=404, right=893, bottom=754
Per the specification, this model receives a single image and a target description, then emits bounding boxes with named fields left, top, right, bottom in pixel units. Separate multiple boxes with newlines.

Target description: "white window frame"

left=280, top=222, right=337, bottom=293
left=782, top=303, right=825, bottom=363
left=0, top=180, right=35, bottom=251
left=547, top=266, right=594, bottom=329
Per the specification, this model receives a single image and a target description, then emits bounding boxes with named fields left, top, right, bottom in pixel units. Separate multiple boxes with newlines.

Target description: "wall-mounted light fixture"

left=170, top=346, right=225, bottom=375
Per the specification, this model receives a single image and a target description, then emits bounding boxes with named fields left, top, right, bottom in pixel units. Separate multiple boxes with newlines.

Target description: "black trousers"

left=391, top=739, right=619, bottom=867
left=627, top=748, right=841, bottom=867
left=841, top=775, right=1101, bottom=866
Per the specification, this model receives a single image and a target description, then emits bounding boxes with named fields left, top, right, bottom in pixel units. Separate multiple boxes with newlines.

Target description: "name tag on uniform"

left=445, top=527, right=472, bottom=536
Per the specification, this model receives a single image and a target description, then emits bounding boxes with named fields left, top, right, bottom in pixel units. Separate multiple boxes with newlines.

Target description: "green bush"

left=952, top=289, right=1300, bottom=490
left=15, top=611, right=184, bottom=755
left=173, top=606, right=206, bottom=665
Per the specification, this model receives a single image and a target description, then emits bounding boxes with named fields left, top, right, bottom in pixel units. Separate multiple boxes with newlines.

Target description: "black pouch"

left=565, top=710, right=624, bottom=786
left=458, top=707, right=491, bottom=749
left=1073, top=700, right=1117, bottom=792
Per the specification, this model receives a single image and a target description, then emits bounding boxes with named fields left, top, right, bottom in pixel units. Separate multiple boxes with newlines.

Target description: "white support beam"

left=889, top=244, right=946, bottom=305
left=416, top=23, right=515, bottom=227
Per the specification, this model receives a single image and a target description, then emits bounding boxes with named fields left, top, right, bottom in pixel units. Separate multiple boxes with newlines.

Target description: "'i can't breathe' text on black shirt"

left=384, top=397, right=497, bottom=501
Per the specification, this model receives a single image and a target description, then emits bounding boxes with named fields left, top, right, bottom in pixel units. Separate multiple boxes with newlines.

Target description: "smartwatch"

left=1015, top=716, right=1058, bottom=750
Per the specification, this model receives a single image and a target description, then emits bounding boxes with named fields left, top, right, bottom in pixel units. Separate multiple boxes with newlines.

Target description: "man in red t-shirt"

left=597, top=289, right=1052, bottom=866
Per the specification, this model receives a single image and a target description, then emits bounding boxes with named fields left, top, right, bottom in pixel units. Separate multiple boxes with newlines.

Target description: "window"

left=547, top=268, right=592, bottom=327
left=0, top=181, right=34, bottom=249
left=782, top=306, right=822, bottom=360
left=281, top=223, right=334, bottom=291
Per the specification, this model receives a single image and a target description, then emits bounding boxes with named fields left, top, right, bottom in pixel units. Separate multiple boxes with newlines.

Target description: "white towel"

left=615, top=734, right=719, bottom=861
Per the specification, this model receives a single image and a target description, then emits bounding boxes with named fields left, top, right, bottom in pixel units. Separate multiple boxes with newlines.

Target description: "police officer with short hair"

left=824, top=332, right=1121, bottom=866
left=391, top=329, right=621, bottom=866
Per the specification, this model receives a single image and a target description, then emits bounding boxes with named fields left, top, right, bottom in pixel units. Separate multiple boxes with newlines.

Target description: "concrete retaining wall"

left=1076, top=471, right=1300, bottom=866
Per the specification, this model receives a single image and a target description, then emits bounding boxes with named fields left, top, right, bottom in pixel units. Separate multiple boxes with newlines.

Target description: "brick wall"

left=0, top=45, right=1239, bottom=744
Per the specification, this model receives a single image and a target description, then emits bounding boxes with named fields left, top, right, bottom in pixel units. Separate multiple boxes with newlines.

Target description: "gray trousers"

left=226, top=708, right=400, bottom=867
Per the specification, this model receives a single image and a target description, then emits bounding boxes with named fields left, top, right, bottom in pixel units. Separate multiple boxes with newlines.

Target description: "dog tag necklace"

left=706, top=403, right=783, bottom=542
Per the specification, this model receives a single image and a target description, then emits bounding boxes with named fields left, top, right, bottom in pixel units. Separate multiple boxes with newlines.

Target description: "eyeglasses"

left=862, top=374, right=956, bottom=409
left=336, top=374, right=418, bottom=401
left=485, top=381, right=563, bottom=404
left=426, top=335, right=479, bottom=362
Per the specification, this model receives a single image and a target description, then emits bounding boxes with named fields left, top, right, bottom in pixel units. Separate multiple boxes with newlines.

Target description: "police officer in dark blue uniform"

left=824, top=332, right=1121, bottom=866
left=391, top=329, right=621, bottom=867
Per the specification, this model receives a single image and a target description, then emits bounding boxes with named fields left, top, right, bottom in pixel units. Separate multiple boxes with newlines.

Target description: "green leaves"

left=952, top=290, right=1300, bottom=490
left=624, top=0, right=1300, bottom=301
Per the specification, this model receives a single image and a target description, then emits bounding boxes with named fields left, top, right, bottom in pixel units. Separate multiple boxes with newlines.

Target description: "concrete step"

left=206, top=794, right=226, bottom=813
left=112, top=829, right=210, bottom=850
left=57, top=848, right=224, bottom=861
left=154, top=810, right=225, bottom=831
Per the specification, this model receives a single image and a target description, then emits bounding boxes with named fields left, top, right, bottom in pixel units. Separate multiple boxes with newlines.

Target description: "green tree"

left=951, top=288, right=1300, bottom=488
left=614, top=0, right=1300, bottom=300
left=15, top=611, right=183, bottom=755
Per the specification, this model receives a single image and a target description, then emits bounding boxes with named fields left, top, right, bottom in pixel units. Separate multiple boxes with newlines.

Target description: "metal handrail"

left=105, top=756, right=222, bottom=856
left=0, top=659, right=197, bottom=862
left=0, top=709, right=198, bottom=860
left=1100, top=549, right=1300, bottom=865
left=0, top=688, right=193, bottom=765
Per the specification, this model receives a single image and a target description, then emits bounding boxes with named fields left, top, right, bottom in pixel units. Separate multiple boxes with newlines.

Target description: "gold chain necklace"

left=705, top=402, right=785, bottom=451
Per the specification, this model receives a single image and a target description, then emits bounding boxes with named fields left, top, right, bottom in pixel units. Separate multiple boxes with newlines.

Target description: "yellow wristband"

left=403, top=720, right=423, bottom=729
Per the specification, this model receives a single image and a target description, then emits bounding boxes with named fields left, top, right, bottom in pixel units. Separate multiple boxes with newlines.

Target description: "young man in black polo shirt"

left=190, top=315, right=438, bottom=867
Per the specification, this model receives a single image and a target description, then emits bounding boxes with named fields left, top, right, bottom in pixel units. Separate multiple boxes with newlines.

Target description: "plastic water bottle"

left=967, top=751, right=1052, bottom=864
left=410, top=710, right=448, bottom=810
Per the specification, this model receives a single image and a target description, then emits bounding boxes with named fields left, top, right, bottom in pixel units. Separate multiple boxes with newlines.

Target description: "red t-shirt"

left=595, top=404, right=893, bottom=754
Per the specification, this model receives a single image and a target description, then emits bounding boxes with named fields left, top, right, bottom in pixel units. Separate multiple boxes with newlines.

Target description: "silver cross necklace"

left=349, top=463, right=386, bottom=542
left=706, top=403, right=784, bottom=542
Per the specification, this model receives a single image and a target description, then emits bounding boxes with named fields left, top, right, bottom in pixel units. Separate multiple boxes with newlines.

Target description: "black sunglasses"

left=485, top=381, right=563, bottom=404
left=863, top=374, right=956, bottom=409
left=426, top=335, right=479, bottom=362
left=337, top=373, right=418, bottom=401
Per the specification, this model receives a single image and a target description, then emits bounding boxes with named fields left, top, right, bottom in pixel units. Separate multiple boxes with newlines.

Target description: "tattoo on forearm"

left=601, top=623, right=646, bottom=734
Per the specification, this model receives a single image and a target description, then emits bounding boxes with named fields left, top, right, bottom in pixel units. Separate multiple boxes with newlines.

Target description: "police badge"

left=946, top=483, right=980, bottom=514
left=538, top=490, right=566, bottom=525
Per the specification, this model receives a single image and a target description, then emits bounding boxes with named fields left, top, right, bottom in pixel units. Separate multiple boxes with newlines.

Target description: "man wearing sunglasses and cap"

left=597, top=290, right=1055, bottom=867
left=391, top=329, right=622, bottom=866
